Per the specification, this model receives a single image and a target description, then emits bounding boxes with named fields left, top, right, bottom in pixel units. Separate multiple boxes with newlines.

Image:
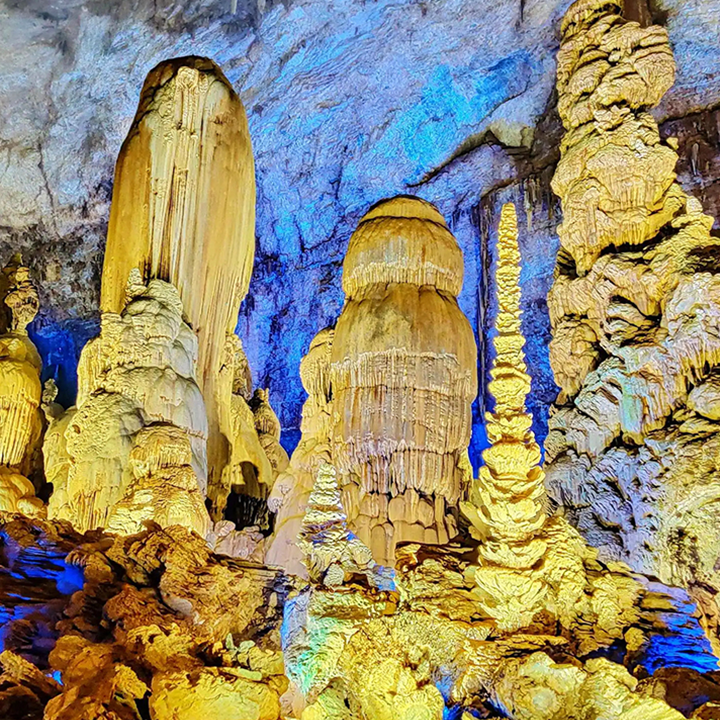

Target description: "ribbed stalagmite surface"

left=462, top=204, right=547, bottom=573
left=545, top=0, right=720, bottom=610
left=0, top=257, right=44, bottom=516
left=330, top=196, right=478, bottom=564
left=100, top=57, right=256, bottom=510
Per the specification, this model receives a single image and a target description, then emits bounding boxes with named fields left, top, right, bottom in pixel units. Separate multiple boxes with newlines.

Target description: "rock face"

left=0, top=515, right=290, bottom=720
left=544, top=0, right=720, bottom=613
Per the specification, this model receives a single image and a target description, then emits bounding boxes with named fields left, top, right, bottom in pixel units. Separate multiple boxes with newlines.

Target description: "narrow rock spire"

left=298, top=463, right=377, bottom=588
left=462, top=203, right=547, bottom=570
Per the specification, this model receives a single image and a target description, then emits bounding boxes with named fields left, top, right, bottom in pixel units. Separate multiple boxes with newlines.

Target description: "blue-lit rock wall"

left=1, top=0, right=719, bottom=463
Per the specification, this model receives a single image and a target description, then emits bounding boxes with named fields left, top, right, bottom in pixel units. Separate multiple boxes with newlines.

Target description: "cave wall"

left=0, top=0, right=719, bottom=462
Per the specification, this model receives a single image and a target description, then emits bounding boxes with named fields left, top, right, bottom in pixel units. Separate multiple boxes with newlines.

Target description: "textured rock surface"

left=543, top=0, right=720, bottom=613
left=1, top=0, right=719, bottom=461
left=0, top=514, right=291, bottom=720
left=330, top=197, right=477, bottom=563
left=45, top=275, right=210, bottom=533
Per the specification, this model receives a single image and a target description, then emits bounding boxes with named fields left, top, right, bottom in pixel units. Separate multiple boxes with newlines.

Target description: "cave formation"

left=2, top=0, right=720, bottom=719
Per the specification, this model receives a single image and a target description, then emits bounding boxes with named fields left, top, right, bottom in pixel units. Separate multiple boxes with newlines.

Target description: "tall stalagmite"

left=545, top=0, right=720, bottom=620
left=461, top=204, right=547, bottom=573
left=0, top=257, right=44, bottom=515
left=330, top=197, right=477, bottom=564
left=100, top=57, right=256, bottom=511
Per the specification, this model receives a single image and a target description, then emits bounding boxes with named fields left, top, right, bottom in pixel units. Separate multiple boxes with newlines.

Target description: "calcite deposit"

left=44, top=272, right=211, bottom=536
left=2, top=0, right=720, bottom=718
left=544, top=0, right=720, bottom=617
left=330, top=197, right=477, bottom=563
left=0, top=256, right=44, bottom=516
left=100, top=56, right=257, bottom=519
left=266, top=327, right=334, bottom=577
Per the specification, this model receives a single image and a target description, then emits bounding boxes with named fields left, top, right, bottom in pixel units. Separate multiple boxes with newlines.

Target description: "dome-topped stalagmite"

left=341, top=196, right=465, bottom=298
left=330, top=196, right=477, bottom=564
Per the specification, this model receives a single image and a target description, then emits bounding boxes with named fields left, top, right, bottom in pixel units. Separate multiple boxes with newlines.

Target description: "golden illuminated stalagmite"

left=45, top=271, right=210, bottom=535
left=462, top=204, right=653, bottom=639
left=462, top=203, right=547, bottom=572
left=206, top=340, right=290, bottom=558
left=100, top=57, right=256, bottom=513
left=266, top=327, right=334, bottom=576
left=545, top=0, right=720, bottom=603
left=331, top=197, right=477, bottom=564
left=0, top=256, right=44, bottom=515
left=297, top=463, right=384, bottom=588
left=211, top=335, right=274, bottom=532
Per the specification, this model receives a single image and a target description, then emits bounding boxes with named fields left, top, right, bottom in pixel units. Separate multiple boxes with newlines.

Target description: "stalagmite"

left=461, top=204, right=548, bottom=573
left=281, top=202, right=711, bottom=720
left=330, top=196, right=478, bottom=564
left=207, top=338, right=287, bottom=558
left=0, top=256, right=44, bottom=516
left=461, top=202, right=638, bottom=634
left=4, top=8, right=720, bottom=717
left=106, top=424, right=210, bottom=538
left=252, top=388, right=290, bottom=478
left=45, top=271, right=210, bottom=534
left=544, top=0, right=720, bottom=608
left=100, top=56, right=256, bottom=513
left=297, top=463, right=383, bottom=588
left=266, top=327, right=334, bottom=576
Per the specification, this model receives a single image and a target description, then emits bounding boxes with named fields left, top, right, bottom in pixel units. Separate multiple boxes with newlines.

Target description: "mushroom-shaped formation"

left=330, top=196, right=477, bottom=564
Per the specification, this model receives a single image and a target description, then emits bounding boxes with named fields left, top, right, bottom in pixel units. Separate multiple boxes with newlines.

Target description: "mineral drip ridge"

left=2, top=0, right=720, bottom=718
